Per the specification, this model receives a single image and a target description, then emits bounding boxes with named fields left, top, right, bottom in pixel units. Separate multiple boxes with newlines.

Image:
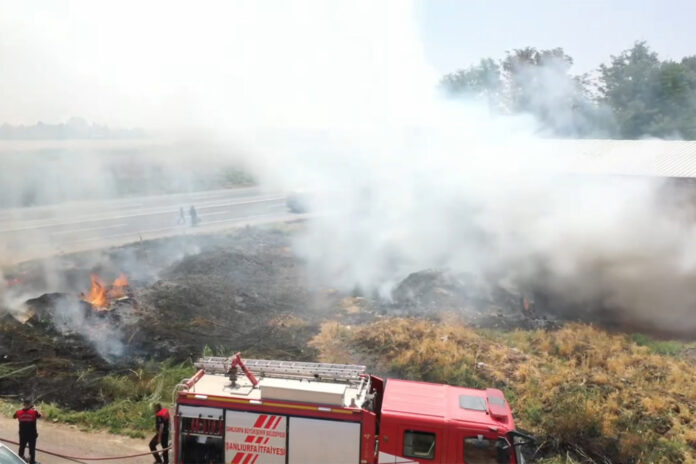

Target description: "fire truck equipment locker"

left=287, top=416, right=361, bottom=464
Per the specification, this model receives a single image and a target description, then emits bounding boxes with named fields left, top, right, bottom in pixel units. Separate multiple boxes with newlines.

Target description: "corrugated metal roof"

left=543, top=139, right=696, bottom=178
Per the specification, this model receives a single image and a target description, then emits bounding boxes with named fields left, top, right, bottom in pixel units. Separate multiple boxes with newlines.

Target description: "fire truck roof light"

left=486, top=390, right=509, bottom=422
left=317, top=407, right=331, bottom=412
left=249, top=399, right=263, bottom=405
left=194, top=394, right=208, bottom=400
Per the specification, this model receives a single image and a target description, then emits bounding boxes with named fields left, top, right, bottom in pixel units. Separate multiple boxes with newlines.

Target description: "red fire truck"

left=173, top=353, right=533, bottom=464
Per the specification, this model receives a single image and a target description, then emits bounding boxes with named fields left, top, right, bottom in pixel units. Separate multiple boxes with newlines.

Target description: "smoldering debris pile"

left=386, top=269, right=557, bottom=330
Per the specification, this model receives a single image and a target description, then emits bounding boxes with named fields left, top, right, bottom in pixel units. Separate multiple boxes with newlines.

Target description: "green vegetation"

left=441, top=42, right=696, bottom=139
left=220, top=167, right=255, bottom=187
left=3, top=322, right=695, bottom=462
left=1, top=361, right=195, bottom=438
left=311, top=319, right=696, bottom=464
left=599, top=43, right=696, bottom=139
left=630, top=333, right=689, bottom=356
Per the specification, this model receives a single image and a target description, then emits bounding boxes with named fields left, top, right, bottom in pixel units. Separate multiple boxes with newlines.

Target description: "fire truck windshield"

left=463, top=437, right=511, bottom=464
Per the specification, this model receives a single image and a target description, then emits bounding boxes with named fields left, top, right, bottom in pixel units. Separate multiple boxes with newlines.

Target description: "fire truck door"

left=287, top=417, right=361, bottom=464
left=445, top=428, right=515, bottom=464
left=377, top=424, right=441, bottom=463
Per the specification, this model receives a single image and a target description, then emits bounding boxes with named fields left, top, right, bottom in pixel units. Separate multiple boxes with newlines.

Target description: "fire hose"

left=0, top=436, right=171, bottom=463
left=0, top=435, right=419, bottom=464
left=1, top=436, right=420, bottom=464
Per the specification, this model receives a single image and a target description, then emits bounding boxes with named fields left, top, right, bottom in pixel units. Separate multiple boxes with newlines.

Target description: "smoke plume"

left=225, top=3, right=696, bottom=335
left=1, top=0, right=695, bottom=337
left=49, top=297, right=126, bottom=360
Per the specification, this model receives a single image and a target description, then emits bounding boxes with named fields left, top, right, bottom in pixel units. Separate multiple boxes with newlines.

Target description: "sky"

left=1, top=0, right=695, bottom=127
left=418, top=0, right=696, bottom=74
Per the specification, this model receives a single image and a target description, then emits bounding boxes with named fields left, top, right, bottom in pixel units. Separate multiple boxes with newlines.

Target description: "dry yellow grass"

left=267, top=313, right=308, bottom=329
left=340, top=297, right=366, bottom=314
left=310, top=318, right=696, bottom=463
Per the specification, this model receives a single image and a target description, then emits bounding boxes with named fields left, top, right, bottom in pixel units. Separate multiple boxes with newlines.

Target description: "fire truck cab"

left=174, top=353, right=530, bottom=464
left=378, top=379, right=526, bottom=463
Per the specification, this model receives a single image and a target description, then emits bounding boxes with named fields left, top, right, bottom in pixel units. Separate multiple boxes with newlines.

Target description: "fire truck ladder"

left=195, top=355, right=367, bottom=385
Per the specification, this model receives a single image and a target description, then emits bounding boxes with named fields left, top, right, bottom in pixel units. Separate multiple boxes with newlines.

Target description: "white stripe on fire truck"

left=377, top=451, right=417, bottom=463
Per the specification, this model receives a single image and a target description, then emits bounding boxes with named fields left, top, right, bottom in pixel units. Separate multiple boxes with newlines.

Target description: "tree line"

left=441, top=42, right=696, bottom=139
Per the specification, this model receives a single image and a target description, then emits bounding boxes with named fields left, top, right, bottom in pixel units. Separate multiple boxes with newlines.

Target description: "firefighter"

left=13, top=398, right=41, bottom=464
left=149, top=403, right=170, bottom=464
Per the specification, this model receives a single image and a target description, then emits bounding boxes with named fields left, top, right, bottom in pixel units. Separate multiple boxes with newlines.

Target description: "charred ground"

left=0, top=225, right=555, bottom=409
left=2, top=225, right=695, bottom=462
left=1, top=227, right=320, bottom=407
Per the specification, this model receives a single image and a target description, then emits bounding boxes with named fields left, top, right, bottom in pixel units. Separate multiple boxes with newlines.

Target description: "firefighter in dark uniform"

left=149, top=403, right=170, bottom=464
left=13, top=398, right=41, bottom=464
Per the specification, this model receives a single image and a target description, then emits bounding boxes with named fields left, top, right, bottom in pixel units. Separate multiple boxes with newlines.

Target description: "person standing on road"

left=13, top=398, right=41, bottom=464
left=189, top=205, right=199, bottom=227
left=149, top=403, right=170, bottom=464
left=177, top=206, right=186, bottom=225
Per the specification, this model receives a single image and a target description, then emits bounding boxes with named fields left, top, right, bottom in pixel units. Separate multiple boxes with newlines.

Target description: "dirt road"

left=0, top=415, right=156, bottom=464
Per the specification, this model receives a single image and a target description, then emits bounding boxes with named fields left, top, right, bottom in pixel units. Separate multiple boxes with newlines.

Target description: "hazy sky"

left=418, top=0, right=696, bottom=74
left=1, top=0, right=694, bottom=127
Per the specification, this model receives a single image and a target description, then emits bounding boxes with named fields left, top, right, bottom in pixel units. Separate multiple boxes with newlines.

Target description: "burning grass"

left=81, top=272, right=130, bottom=309
left=310, top=318, right=696, bottom=464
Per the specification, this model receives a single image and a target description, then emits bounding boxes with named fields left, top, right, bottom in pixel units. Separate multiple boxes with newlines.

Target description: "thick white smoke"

left=225, top=2, right=696, bottom=334
left=259, top=114, right=696, bottom=333
left=2, top=0, right=696, bottom=335
left=49, top=297, right=126, bottom=360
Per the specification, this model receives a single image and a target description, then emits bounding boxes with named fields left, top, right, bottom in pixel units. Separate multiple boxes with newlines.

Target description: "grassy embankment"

left=310, top=317, right=696, bottom=464
left=2, top=318, right=695, bottom=463
left=0, top=361, right=194, bottom=438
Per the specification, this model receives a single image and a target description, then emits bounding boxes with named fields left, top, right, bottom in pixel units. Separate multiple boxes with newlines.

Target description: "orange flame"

left=113, top=273, right=128, bottom=287
left=84, top=274, right=108, bottom=309
left=107, top=273, right=129, bottom=299
left=83, top=273, right=129, bottom=309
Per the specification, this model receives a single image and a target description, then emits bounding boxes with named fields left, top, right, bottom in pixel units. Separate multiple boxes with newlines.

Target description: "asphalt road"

left=0, top=187, right=294, bottom=265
